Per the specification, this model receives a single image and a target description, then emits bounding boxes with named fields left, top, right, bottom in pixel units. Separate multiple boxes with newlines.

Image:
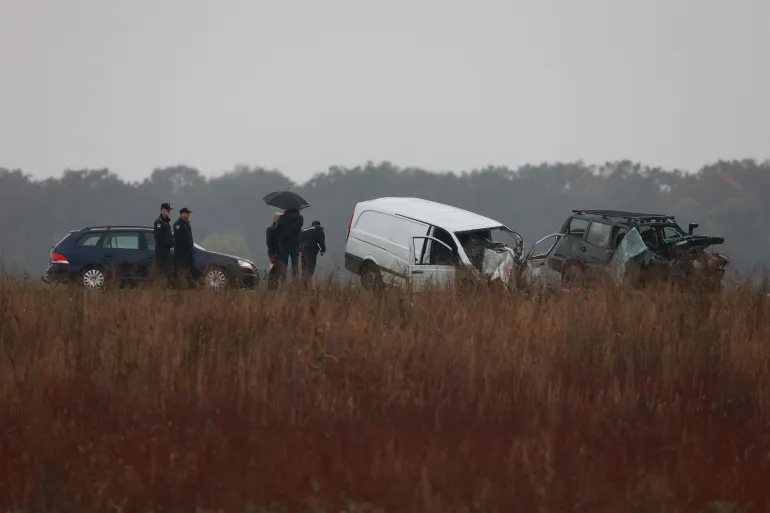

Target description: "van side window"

left=430, top=228, right=458, bottom=265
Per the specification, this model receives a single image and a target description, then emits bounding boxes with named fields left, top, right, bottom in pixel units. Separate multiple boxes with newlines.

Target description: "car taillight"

left=50, top=252, right=69, bottom=264
left=346, top=210, right=355, bottom=242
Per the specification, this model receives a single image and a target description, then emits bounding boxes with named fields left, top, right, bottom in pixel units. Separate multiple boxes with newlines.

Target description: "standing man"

left=274, top=207, right=304, bottom=280
left=266, top=212, right=281, bottom=290
left=173, top=207, right=196, bottom=288
left=300, top=220, right=326, bottom=281
left=153, top=202, right=175, bottom=287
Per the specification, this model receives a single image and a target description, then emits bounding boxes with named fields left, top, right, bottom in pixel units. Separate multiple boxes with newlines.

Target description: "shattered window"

left=530, top=235, right=560, bottom=259
left=586, top=222, right=613, bottom=248
left=662, top=226, right=684, bottom=240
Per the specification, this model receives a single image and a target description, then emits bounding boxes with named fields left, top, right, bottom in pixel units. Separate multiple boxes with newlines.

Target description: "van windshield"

left=455, top=227, right=522, bottom=251
left=455, top=227, right=523, bottom=272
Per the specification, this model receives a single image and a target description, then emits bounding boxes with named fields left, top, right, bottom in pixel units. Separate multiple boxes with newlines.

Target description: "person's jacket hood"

left=275, top=209, right=304, bottom=247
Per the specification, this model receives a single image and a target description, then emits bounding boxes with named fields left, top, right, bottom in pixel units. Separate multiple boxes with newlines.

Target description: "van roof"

left=356, top=197, right=504, bottom=232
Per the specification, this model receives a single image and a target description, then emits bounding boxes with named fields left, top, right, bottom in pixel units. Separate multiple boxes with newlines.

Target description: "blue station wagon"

left=42, top=225, right=259, bottom=290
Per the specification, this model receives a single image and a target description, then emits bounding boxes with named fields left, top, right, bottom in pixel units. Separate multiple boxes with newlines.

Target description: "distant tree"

left=1, top=159, right=768, bottom=276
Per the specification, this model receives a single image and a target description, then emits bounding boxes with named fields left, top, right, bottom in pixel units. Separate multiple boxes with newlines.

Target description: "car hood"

left=201, top=249, right=255, bottom=266
left=665, top=235, right=725, bottom=252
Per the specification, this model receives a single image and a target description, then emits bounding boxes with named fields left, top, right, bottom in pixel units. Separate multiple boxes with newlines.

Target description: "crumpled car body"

left=404, top=225, right=526, bottom=292
left=454, top=230, right=524, bottom=291
left=521, top=210, right=730, bottom=292
left=609, top=227, right=729, bottom=289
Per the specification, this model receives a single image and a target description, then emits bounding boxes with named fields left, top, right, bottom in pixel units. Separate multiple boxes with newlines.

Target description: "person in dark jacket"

left=274, top=208, right=304, bottom=280
left=173, top=207, right=197, bottom=288
left=266, top=212, right=282, bottom=290
left=266, top=212, right=281, bottom=260
left=153, top=202, right=175, bottom=286
left=300, top=220, right=326, bottom=280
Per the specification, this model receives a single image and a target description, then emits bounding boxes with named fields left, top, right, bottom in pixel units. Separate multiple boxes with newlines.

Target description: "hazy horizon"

left=2, top=0, right=768, bottom=183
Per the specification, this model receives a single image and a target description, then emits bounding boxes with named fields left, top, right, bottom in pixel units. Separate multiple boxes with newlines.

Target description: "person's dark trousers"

left=156, top=250, right=173, bottom=288
left=267, top=256, right=281, bottom=290
left=174, top=255, right=197, bottom=289
left=278, top=247, right=300, bottom=280
left=301, top=251, right=318, bottom=280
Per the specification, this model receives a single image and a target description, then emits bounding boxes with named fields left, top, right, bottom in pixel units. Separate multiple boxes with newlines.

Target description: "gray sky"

left=1, top=0, right=768, bottom=184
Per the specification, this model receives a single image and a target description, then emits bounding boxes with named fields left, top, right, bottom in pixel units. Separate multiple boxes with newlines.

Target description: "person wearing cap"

left=153, top=202, right=175, bottom=286
left=300, top=220, right=326, bottom=281
left=173, top=207, right=197, bottom=288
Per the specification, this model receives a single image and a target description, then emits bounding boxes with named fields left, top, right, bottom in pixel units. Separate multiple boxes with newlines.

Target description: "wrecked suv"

left=522, top=209, right=729, bottom=291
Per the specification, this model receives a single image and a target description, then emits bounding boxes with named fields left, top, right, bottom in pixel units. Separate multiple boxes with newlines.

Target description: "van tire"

left=360, top=262, right=382, bottom=291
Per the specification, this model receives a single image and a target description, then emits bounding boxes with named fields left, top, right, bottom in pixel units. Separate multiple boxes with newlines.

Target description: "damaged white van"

left=344, top=197, right=524, bottom=290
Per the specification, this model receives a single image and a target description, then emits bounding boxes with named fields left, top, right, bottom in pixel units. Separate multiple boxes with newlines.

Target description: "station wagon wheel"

left=204, top=267, right=229, bottom=290
left=360, top=262, right=382, bottom=291
left=81, top=267, right=107, bottom=290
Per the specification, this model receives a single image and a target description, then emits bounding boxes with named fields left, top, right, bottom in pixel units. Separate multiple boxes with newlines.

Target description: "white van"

left=344, top=197, right=524, bottom=290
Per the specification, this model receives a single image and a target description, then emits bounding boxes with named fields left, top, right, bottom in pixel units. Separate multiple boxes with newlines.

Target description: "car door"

left=68, top=231, right=108, bottom=269
left=136, top=231, right=157, bottom=281
left=99, top=231, right=143, bottom=282
left=548, top=217, right=590, bottom=273
left=408, top=235, right=456, bottom=290
left=582, top=221, right=615, bottom=278
left=520, top=234, right=564, bottom=291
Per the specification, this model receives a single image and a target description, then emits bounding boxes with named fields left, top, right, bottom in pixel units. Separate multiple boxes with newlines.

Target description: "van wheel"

left=360, top=262, right=382, bottom=290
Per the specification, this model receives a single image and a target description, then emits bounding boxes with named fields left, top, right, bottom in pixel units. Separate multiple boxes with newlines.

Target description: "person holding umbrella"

left=263, top=191, right=309, bottom=281
left=275, top=208, right=303, bottom=279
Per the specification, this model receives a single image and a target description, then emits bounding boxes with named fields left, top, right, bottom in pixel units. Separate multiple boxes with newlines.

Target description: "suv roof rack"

left=571, top=209, right=674, bottom=221
left=83, top=225, right=152, bottom=230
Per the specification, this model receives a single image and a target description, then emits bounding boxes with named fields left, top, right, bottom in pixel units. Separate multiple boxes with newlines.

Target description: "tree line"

left=1, top=159, right=768, bottom=277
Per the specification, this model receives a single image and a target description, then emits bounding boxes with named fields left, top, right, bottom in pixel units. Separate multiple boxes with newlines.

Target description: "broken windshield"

left=455, top=227, right=523, bottom=255
left=455, top=226, right=523, bottom=277
left=637, top=223, right=686, bottom=249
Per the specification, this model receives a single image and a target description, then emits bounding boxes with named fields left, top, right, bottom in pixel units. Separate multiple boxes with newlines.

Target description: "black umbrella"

left=263, top=190, right=310, bottom=210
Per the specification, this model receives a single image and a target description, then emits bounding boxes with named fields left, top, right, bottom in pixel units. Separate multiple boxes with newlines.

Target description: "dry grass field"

left=1, top=276, right=769, bottom=512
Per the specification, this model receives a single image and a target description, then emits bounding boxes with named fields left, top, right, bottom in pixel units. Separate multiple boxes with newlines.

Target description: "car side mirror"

left=688, top=223, right=699, bottom=235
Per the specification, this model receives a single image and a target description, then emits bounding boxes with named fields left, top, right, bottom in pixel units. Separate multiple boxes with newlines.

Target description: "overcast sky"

left=1, top=0, right=768, bottom=184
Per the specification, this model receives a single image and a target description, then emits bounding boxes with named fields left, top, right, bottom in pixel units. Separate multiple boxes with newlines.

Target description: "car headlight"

left=237, top=259, right=254, bottom=270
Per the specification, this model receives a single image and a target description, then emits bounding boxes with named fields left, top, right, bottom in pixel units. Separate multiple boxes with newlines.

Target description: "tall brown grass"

left=0, top=277, right=769, bottom=512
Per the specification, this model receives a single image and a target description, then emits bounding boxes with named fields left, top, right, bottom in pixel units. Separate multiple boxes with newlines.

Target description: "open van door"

left=409, top=236, right=456, bottom=291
